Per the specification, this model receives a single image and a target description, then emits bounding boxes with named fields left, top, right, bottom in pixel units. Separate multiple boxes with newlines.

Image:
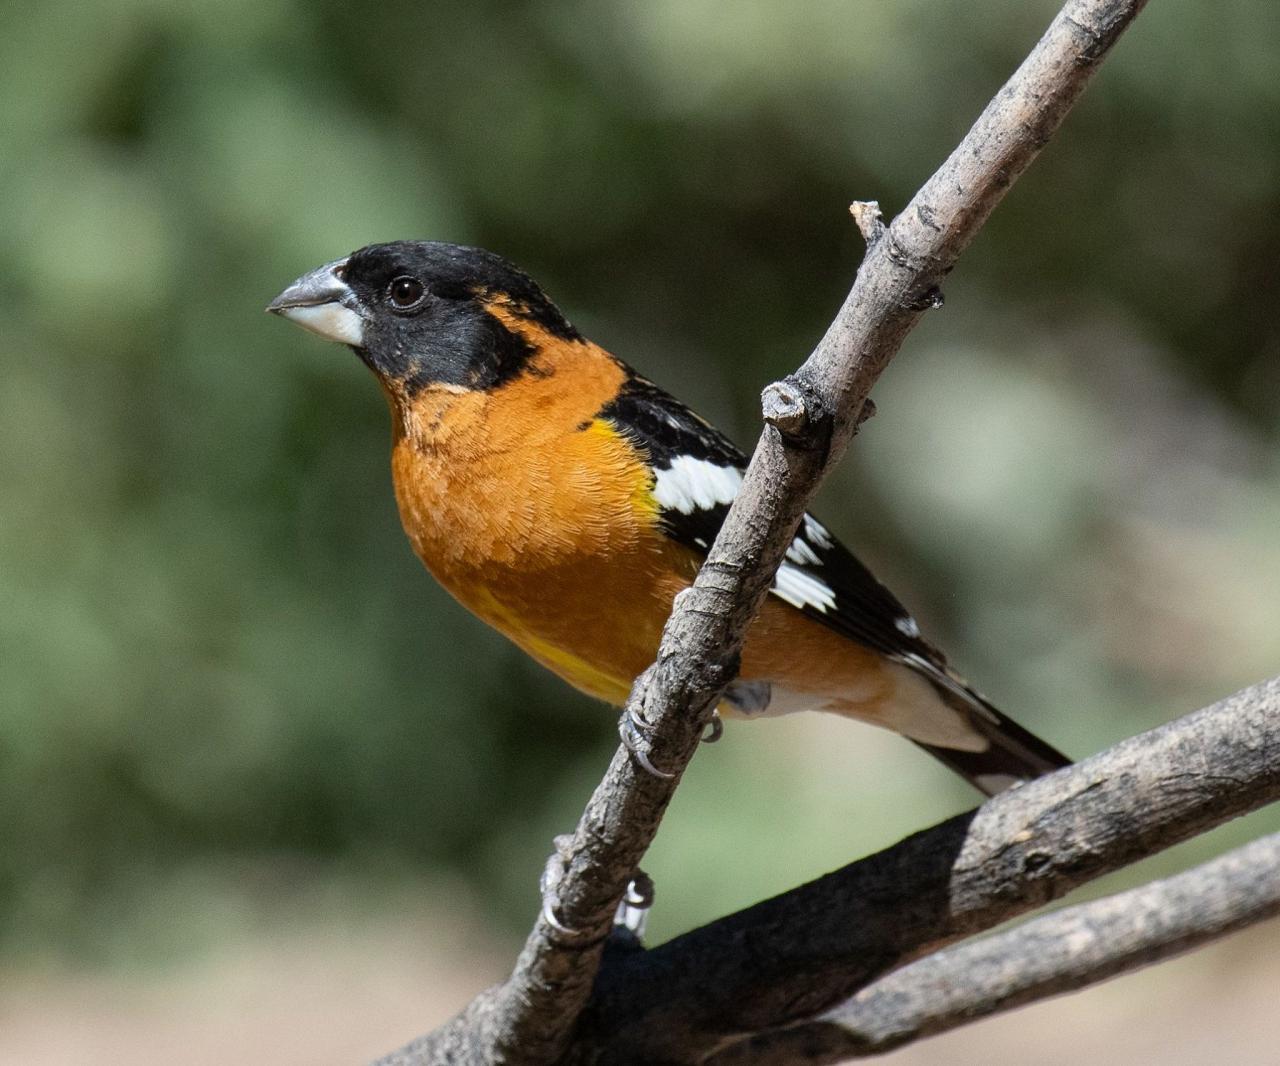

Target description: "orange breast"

left=384, top=317, right=896, bottom=723
left=388, top=335, right=700, bottom=703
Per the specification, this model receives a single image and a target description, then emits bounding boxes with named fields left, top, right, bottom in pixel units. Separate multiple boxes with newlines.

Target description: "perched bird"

left=268, top=241, right=1068, bottom=795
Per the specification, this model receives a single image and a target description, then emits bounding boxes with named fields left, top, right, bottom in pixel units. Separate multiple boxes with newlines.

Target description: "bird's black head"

left=267, top=241, right=580, bottom=394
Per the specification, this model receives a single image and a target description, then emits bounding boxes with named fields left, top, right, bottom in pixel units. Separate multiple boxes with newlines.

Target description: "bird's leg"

left=701, top=709, right=724, bottom=743
left=724, top=679, right=772, bottom=716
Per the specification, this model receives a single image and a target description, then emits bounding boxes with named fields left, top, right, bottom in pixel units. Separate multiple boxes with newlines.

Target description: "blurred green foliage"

left=3, top=0, right=1279, bottom=963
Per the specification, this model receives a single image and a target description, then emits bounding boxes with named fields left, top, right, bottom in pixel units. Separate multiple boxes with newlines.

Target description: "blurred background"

left=3, top=0, right=1279, bottom=1062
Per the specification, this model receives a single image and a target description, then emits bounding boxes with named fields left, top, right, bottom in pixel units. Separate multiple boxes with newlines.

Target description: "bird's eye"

left=388, top=276, right=426, bottom=309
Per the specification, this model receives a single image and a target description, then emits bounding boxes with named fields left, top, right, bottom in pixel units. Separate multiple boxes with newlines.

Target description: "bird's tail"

left=915, top=680, right=1071, bottom=797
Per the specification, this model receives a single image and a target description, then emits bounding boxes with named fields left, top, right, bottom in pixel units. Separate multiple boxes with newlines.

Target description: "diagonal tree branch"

left=710, top=830, right=1280, bottom=1065
left=374, top=1, right=1152, bottom=1062
left=575, top=675, right=1280, bottom=1063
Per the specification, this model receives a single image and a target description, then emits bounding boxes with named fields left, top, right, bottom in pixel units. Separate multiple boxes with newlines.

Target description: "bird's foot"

left=611, top=869, right=655, bottom=943
left=618, top=705, right=674, bottom=779
left=539, top=833, right=590, bottom=941
left=701, top=709, right=724, bottom=743
left=541, top=835, right=656, bottom=948
left=619, top=706, right=723, bottom=777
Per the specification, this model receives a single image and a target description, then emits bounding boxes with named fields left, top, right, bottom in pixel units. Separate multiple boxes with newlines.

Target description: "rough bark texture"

left=373, top=2, right=1174, bottom=1063
left=574, top=676, right=1280, bottom=1063
left=711, top=830, right=1280, bottom=1065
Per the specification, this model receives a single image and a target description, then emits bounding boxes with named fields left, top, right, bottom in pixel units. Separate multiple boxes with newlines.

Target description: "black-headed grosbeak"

left=268, top=241, right=1069, bottom=794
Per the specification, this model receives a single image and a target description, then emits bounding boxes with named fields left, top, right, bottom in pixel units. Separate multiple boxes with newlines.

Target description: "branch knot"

left=849, top=200, right=886, bottom=249
left=761, top=375, right=831, bottom=447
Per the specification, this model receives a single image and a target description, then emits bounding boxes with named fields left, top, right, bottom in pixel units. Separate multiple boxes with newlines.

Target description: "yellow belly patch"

left=466, top=584, right=634, bottom=704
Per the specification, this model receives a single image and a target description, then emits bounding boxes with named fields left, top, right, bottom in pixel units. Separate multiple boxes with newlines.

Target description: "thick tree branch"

left=712, top=830, right=1280, bottom=1065
left=576, top=676, right=1280, bottom=1063
left=375, top=1, right=1152, bottom=1062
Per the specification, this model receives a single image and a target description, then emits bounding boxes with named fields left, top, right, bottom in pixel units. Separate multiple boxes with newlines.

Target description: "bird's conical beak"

left=266, top=258, right=365, bottom=347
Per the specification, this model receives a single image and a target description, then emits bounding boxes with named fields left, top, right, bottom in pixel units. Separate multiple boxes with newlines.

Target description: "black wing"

left=598, top=369, right=939, bottom=665
left=597, top=367, right=1070, bottom=792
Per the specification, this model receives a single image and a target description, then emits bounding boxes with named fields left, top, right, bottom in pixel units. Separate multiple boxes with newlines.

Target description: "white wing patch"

left=785, top=536, right=821, bottom=566
left=803, top=515, right=834, bottom=549
left=653, top=456, right=742, bottom=514
left=772, top=563, right=837, bottom=613
left=653, top=458, right=839, bottom=617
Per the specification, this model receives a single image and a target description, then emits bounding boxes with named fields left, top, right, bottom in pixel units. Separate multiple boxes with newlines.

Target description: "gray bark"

left=710, top=830, right=1280, bottom=1064
left=578, top=677, right=1280, bottom=1063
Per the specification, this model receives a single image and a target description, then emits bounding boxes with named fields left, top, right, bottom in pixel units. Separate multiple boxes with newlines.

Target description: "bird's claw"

left=618, top=705, right=674, bottom=779
left=613, top=869, right=655, bottom=940
left=542, top=835, right=657, bottom=945
left=541, top=896, right=578, bottom=937
left=619, top=705, right=722, bottom=776
left=540, top=833, right=589, bottom=941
